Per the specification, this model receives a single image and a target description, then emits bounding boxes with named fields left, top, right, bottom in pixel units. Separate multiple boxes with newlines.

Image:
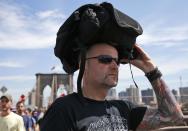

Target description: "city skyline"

left=0, top=0, right=188, bottom=102
left=110, top=85, right=188, bottom=105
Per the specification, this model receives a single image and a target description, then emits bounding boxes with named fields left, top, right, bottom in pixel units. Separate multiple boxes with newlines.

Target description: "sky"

left=0, top=0, right=188, bottom=103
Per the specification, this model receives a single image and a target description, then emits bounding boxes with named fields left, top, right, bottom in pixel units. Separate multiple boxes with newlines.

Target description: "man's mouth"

left=108, top=74, right=117, bottom=76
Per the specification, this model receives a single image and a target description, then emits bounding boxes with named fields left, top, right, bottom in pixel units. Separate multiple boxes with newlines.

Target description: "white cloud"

left=0, top=1, right=66, bottom=49
left=0, top=75, right=35, bottom=81
left=179, top=48, right=188, bottom=52
left=0, top=61, right=25, bottom=68
left=1, top=1, right=187, bottom=49
left=37, top=10, right=66, bottom=19
left=137, top=22, right=188, bottom=47
left=159, top=58, right=188, bottom=75
left=0, top=32, right=55, bottom=49
left=0, top=1, right=27, bottom=29
left=118, top=55, right=188, bottom=81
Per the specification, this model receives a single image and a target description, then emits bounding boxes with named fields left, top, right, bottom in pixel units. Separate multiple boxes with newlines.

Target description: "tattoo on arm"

left=137, top=78, right=185, bottom=130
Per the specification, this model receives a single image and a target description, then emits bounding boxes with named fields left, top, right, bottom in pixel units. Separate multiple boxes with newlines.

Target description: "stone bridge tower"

left=35, top=73, right=73, bottom=108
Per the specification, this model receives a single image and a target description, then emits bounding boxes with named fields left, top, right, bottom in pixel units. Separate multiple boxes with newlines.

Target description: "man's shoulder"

left=55, top=92, right=78, bottom=103
left=50, top=92, right=80, bottom=109
left=109, top=99, right=146, bottom=110
left=109, top=99, right=132, bottom=106
left=9, top=112, right=23, bottom=120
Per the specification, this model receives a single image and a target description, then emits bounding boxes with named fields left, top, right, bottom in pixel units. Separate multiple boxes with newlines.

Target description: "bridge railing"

left=157, top=115, right=188, bottom=131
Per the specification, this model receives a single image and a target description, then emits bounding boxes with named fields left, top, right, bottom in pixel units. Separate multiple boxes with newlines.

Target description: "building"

left=141, top=88, right=154, bottom=105
left=28, top=88, right=36, bottom=106
left=126, top=85, right=140, bottom=104
left=179, top=87, right=188, bottom=104
left=118, top=91, right=128, bottom=100
left=106, top=88, right=117, bottom=100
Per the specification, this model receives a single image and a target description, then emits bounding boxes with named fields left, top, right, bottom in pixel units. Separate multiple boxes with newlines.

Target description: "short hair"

left=16, top=101, right=25, bottom=107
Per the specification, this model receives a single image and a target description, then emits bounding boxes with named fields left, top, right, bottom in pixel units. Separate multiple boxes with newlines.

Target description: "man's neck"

left=82, top=84, right=109, bottom=101
left=1, top=110, right=11, bottom=117
left=17, top=112, right=25, bottom=116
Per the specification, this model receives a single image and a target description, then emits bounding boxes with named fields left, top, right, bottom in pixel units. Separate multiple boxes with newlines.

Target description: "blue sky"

left=0, top=0, right=188, bottom=103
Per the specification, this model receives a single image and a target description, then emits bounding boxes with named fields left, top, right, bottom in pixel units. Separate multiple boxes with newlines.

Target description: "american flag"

left=51, top=66, right=55, bottom=70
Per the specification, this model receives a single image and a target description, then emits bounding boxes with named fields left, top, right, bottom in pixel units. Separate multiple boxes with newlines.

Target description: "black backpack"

left=54, top=2, right=143, bottom=74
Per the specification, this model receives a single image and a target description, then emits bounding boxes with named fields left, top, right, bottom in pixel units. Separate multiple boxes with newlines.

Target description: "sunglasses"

left=86, top=55, right=120, bottom=65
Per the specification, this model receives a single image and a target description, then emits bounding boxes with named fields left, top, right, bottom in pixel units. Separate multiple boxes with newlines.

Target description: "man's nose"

left=110, top=60, right=119, bottom=68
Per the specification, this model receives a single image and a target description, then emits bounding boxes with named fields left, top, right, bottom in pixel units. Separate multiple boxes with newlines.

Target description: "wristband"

left=145, top=67, right=162, bottom=82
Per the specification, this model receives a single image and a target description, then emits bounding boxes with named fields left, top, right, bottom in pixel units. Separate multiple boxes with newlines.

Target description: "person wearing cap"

left=40, top=2, right=185, bottom=131
left=0, top=94, right=25, bottom=131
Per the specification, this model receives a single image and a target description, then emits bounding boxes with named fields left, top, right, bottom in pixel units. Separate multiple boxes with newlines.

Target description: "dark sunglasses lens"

left=98, top=55, right=119, bottom=65
left=98, top=56, right=112, bottom=64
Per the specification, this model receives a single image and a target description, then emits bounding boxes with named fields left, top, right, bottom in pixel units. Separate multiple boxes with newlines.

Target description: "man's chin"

left=107, top=81, right=117, bottom=88
left=1, top=108, right=7, bottom=111
left=104, top=77, right=118, bottom=87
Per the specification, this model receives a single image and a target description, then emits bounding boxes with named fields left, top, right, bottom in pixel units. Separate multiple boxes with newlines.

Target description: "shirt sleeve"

left=130, top=106, right=147, bottom=130
left=125, top=101, right=147, bottom=130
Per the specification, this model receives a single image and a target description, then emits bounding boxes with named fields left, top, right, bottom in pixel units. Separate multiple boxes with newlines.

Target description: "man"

left=0, top=94, right=25, bottom=131
left=16, top=101, right=33, bottom=131
left=40, top=2, right=185, bottom=131
left=26, top=108, right=37, bottom=131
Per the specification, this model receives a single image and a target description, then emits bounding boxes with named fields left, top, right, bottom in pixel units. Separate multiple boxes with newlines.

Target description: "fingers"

left=119, top=44, right=156, bottom=72
left=134, top=44, right=151, bottom=60
left=120, top=43, right=151, bottom=64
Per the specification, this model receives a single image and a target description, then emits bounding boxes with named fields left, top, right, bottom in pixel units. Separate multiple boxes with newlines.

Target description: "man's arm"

left=137, top=78, right=185, bottom=130
left=121, top=44, right=185, bottom=130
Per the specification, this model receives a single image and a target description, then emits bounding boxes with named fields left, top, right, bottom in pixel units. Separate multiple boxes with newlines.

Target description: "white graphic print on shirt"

left=87, top=114, right=128, bottom=131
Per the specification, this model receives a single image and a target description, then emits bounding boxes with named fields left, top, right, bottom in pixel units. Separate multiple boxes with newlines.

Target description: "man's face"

left=16, top=103, right=25, bottom=113
left=84, top=43, right=119, bottom=88
left=0, top=97, right=12, bottom=112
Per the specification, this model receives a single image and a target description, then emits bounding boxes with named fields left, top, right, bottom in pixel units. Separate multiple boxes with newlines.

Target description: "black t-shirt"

left=40, top=93, right=146, bottom=131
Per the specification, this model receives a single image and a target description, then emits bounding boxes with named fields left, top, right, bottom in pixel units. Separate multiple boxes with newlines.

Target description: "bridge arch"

left=35, top=73, right=73, bottom=108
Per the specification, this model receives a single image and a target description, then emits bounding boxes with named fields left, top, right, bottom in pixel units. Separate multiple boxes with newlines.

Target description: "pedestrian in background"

left=0, top=94, right=25, bottom=131
left=26, top=108, right=36, bottom=131
left=16, top=101, right=33, bottom=131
